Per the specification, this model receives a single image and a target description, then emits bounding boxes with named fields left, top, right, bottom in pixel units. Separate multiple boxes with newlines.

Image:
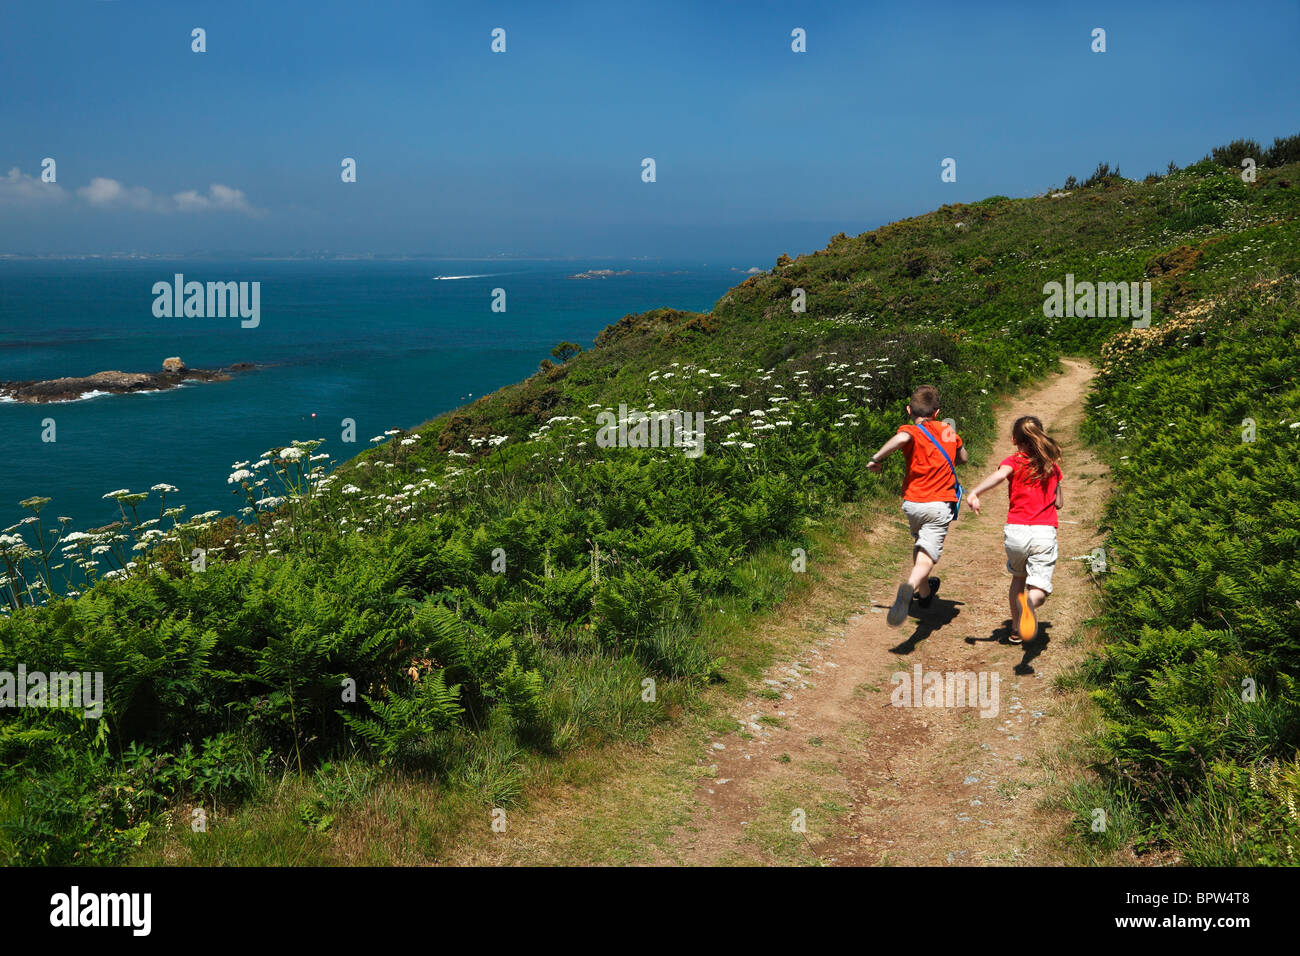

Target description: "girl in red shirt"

left=967, top=415, right=1064, bottom=644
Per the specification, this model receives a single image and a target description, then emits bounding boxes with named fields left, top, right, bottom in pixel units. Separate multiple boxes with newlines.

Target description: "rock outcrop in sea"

left=0, top=358, right=253, bottom=403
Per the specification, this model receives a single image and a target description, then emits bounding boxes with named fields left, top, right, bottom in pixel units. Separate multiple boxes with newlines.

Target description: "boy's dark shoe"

left=887, top=583, right=914, bottom=627
left=915, top=577, right=940, bottom=608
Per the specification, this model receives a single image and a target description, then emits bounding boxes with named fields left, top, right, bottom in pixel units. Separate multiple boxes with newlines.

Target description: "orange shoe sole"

left=1017, top=592, right=1038, bottom=642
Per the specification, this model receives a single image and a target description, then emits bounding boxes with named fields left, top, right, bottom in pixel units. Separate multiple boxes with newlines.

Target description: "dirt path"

left=660, top=357, right=1109, bottom=865
left=435, top=358, right=1109, bottom=867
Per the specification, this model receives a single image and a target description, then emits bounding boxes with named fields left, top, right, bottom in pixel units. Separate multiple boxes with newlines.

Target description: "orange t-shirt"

left=898, top=421, right=963, bottom=503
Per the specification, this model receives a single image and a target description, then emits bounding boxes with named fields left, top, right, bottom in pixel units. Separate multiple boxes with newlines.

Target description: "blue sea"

left=0, top=260, right=741, bottom=533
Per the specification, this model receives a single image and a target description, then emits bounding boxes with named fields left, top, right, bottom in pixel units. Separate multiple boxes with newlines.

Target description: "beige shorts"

left=1004, top=524, right=1058, bottom=593
left=903, top=500, right=954, bottom=562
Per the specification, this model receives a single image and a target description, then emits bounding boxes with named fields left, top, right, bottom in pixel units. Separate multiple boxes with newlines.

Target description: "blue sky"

left=2, top=0, right=1297, bottom=260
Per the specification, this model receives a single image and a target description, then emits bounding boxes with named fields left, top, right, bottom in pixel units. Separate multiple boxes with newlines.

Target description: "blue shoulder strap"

left=915, top=421, right=958, bottom=485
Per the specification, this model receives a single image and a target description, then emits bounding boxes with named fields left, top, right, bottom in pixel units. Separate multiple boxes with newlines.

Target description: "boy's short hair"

left=910, top=385, right=940, bottom=417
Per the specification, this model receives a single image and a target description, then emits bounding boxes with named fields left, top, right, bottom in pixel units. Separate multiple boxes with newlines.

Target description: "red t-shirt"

left=1001, top=453, right=1062, bottom=526
left=898, top=421, right=963, bottom=503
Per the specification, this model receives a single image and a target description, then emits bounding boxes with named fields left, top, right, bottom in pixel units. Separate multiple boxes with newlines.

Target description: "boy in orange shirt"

left=867, top=385, right=968, bottom=626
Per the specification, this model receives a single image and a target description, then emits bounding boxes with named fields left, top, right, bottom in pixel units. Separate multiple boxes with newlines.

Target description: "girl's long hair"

left=1011, top=415, right=1061, bottom=487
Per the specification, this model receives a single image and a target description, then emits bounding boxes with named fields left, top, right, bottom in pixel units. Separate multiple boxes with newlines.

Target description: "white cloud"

left=78, top=177, right=123, bottom=205
left=171, top=183, right=258, bottom=215
left=0, top=169, right=262, bottom=218
left=0, top=167, right=67, bottom=204
left=76, top=177, right=261, bottom=216
left=78, top=176, right=161, bottom=210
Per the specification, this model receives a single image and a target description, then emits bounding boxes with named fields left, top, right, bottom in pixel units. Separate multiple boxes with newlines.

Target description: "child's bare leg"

left=1009, top=576, right=1026, bottom=624
left=908, top=548, right=936, bottom=597
left=1026, top=586, right=1048, bottom=609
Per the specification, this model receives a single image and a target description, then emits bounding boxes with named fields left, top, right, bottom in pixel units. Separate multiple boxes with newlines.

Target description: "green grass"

left=1073, top=275, right=1300, bottom=863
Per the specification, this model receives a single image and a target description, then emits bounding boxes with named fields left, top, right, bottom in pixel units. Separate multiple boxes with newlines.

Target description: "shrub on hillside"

left=899, top=247, right=930, bottom=278
left=1211, top=138, right=1263, bottom=168
left=1081, top=162, right=1122, bottom=188
left=1264, top=134, right=1300, bottom=167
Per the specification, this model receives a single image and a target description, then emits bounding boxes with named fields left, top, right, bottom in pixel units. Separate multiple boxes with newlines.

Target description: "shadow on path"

left=886, top=598, right=964, bottom=655
left=964, top=619, right=1055, bottom=674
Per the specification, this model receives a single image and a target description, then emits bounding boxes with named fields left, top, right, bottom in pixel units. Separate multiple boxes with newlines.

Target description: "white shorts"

left=903, top=500, right=955, bottom=562
left=1004, top=524, right=1058, bottom=593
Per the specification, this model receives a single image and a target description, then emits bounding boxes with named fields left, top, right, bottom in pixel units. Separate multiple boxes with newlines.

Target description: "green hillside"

left=2, top=137, right=1298, bottom=865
